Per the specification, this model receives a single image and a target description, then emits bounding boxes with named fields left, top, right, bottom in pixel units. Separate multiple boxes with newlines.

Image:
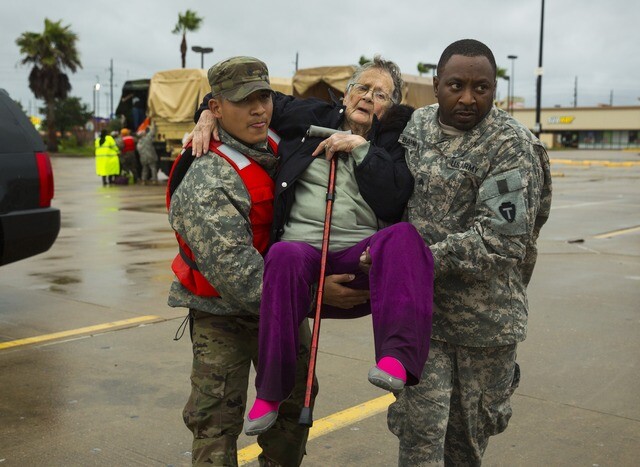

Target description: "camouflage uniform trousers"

left=387, top=340, right=520, bottom=466
left=119, top=150, right=139, bottom=180
left=184, top=309, right=315, bottom=466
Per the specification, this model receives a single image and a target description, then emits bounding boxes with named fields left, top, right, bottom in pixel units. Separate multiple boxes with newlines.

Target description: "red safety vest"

left=122, top=135, right=136, bottom=152
left=167, top=132, right=279, bottom=297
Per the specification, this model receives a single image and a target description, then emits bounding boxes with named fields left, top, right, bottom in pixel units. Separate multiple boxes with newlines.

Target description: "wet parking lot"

left=1, top=151, right=639, bottom=466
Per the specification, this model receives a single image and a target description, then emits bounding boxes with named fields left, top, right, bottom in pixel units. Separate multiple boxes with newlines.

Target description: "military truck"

left=115, top=78, right=150, bottom=132
left=145, top=69, right=210, bottom=176
left=147, top=69, right=293, bottom=176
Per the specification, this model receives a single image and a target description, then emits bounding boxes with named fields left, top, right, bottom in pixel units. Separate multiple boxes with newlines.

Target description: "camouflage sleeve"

left=431, top=138, right=546, bottom=280
left=521, top=144, right=552, bottom=285
left=169, top=155, right=263, bottom=314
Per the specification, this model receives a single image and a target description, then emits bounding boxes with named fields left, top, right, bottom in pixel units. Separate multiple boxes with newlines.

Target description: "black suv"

left=0, top=89, right=60, bottom=265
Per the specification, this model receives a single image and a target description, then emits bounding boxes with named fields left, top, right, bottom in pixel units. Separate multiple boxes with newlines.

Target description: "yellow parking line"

left=0, top=315, right=162, bottom=350
left=550, top=158, right=640, bottom=167
left=594, top=226, right=640, bottom=239
left=238, top=393, right=394, bottom=464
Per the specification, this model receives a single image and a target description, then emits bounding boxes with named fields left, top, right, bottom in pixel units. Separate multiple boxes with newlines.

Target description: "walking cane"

left=299, top=125, right=351, bottom=427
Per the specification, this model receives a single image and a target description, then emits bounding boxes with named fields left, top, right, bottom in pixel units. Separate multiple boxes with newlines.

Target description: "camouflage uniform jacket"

left=136, top=124, right=157, bottom=165
left=401, top=105, right=552, bottom=346
left=167, top=134, right=275, bottom=316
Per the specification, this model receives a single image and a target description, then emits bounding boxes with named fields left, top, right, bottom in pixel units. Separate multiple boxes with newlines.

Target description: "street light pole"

left=93, top=80, right=101, bottom=136
left=507, top=55, right=518, bottom=115
left=534, top=0, right=545, bottom=137
left=191, top=46, right=214, bottom=69
left=95, top=80, right=101, bottom=119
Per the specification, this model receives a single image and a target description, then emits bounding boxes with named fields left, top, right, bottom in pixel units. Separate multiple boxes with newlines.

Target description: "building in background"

left=512, top=106, right=640, bottom=149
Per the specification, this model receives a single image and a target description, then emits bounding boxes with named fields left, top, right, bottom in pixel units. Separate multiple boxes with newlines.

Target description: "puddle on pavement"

left=50, top=276, right=81, bottom=285
left=30, top=272, right=81, bottom=291
left=116, top=240, right=174, bottom=250
left=44, top=255, right=72, bottom=261
left=126, top=260, right=170, bottom=276
left=119, top=205, right=166, bottom=214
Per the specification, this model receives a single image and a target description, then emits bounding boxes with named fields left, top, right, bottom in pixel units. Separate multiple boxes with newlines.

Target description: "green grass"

left=55, top=142, right=95, bottom=157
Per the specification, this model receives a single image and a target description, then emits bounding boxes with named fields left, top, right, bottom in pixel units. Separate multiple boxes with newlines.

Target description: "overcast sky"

left=2, top=0, right=638, bottom=117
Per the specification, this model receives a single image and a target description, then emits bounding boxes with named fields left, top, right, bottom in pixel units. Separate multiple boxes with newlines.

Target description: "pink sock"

left=377, top=356, right=407, bottom=383
left=248, top=398, right=279, bottom=420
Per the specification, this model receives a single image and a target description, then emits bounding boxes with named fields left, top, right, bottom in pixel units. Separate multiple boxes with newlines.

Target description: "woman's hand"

left=182, top=109, right=219, bottom=157
left=311, top=133, right=367, bottom=160
left=359, top=247, right=372, bottom=275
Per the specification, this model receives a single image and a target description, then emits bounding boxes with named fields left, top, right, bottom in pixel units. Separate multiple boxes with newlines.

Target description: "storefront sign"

left=548, top=116, right=575, bottom=124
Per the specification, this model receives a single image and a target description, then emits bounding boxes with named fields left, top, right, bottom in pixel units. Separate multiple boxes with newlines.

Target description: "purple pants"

left=256, top=222, right=434, bottom=401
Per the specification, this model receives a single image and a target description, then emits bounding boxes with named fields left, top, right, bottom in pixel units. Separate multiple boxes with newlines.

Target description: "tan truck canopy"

left=147, top=68, right=293, bottom=163
left=292, top=66, right=357, bottom=101
left=148, top=69, right=209, bottom=124
left=147, top=68, right=210, bottom=150
left=148, top=69, right=292, bottom=124
left=270, top=77, right=293, bottom=95
left=401, top=74, right=437, bottom=108
left=291, top=65, right=436, bottom=108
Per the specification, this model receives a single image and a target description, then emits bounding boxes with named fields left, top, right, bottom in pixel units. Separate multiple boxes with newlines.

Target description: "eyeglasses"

left=348, top=83, right=392, bottom=104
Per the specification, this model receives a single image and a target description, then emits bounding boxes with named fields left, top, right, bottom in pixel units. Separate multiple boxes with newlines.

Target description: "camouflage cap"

left=207, top=56, right=272, bottom=102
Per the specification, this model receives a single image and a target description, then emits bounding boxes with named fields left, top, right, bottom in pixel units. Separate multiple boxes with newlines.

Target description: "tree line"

left=16, top=12, right=510, bottom=152
left=15, top=11, right=204, bottom=152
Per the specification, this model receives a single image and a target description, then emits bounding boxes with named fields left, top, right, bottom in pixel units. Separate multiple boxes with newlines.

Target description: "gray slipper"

left=368, top=366, right=405, bottom=392
left=244, top=410, right=278, bottom=436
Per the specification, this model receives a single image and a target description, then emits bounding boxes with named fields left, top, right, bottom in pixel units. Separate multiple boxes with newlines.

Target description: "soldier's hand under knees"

left=323, top=274, right=370, bottom=309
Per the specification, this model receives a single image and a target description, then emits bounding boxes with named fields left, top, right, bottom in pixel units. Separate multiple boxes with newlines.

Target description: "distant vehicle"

left=116, top=72, right=210, bottom=177
left=147, top=68, right=211, bottom=176
left=115, top=78, right=150, bottom=133
left=0, top=89, right=60, bottom=266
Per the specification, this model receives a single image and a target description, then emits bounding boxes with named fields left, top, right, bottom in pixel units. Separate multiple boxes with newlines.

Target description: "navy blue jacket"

left=195, top=92, right=414, bottom=243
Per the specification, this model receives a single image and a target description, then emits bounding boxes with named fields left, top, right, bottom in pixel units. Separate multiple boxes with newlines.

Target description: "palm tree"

left=417, top=62, right=437, bottom=77
left=16, top=19, right=82, bottom=152
left=359, top=55, right=372, bottom=66
left=172, top=10, right=204, bottom=68
left=496, top=66, right=510, bottom=109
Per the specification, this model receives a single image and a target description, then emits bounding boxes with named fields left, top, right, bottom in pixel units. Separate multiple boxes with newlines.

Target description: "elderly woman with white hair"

left=190, top=56, right=434, bottom=437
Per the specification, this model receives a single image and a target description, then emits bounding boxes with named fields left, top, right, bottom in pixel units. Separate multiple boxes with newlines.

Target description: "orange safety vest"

left=167, top=131, right=279, bottom=297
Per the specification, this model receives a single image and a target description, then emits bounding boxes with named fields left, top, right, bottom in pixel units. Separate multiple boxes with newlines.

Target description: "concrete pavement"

left=0, top=150, right=638, bottom=466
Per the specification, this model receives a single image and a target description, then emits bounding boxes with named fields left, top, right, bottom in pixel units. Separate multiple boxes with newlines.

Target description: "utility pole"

left=96, top=75, right=100, bottom=119
left=295, top=52, right=299, bottom=72
left=573, top=76, right=578, bottom=108
left=507, top=55, right=518, bottom=114
left=534, top=0, right=545, bottom=137
left=110, top=59, right=114, bottom=119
